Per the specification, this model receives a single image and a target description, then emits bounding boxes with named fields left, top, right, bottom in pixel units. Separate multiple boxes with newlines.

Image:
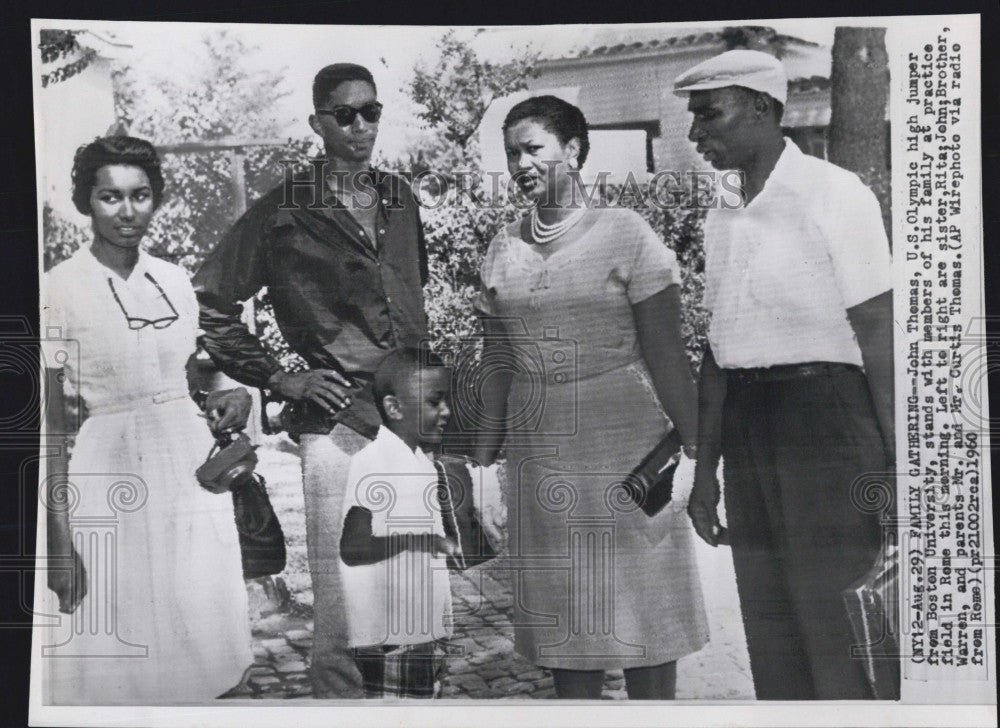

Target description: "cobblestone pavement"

left=226, top=442, right=754, bottom=701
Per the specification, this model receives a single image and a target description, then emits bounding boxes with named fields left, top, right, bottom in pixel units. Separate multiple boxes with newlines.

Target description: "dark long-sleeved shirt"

left=192, top=166, right=429, bottom=438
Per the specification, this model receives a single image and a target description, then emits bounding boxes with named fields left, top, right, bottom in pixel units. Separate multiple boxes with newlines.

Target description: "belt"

left=509, top=354, right=641, bottom=387
left=87, top=389, right=191, bottom=416
left=726, top=362, right=861, bottom=385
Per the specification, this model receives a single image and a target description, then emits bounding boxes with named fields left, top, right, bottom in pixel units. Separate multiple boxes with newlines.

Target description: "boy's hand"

left=411, top=534, right=460, bottom=559
left=430, top=535, right=460, bottom=559
left=467, top=463, right=506, bottom=550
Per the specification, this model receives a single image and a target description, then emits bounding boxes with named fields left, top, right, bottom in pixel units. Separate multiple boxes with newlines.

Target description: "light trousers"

left=299, top=425, right=371, bottom=698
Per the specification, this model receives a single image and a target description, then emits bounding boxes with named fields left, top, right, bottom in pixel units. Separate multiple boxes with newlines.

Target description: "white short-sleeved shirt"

left=340, top=426, right=453, bottom=647
left=703, top=138, right=892, bottom=369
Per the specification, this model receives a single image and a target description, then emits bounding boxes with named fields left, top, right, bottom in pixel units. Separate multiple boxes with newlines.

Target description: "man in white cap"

left=674, top=50, right=895, bottom=699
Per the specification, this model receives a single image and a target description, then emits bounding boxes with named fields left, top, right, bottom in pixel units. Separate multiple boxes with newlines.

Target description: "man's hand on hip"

left=269, top=370, right=353, bottom=412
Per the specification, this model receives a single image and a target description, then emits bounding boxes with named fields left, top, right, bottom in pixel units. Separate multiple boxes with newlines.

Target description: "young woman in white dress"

left=42, top=136, right=254, bottom=704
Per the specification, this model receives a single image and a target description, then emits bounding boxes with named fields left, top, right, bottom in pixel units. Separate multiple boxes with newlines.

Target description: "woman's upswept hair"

left=502, top=95, right=590, bottom=167
left=71, top=135, right=164, bottom=215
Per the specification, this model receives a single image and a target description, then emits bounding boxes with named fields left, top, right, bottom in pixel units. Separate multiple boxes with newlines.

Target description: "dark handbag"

left=195, top=433, right=258, bottom=494
left=623, top=428, right=683, bottom=516
left=195, top=433, right=286, bottom=579
left=842, top=543, right=901, bottom=699
left=437, top=456, right=498, bottom=570
left=232, top=473, right=287, bottom=580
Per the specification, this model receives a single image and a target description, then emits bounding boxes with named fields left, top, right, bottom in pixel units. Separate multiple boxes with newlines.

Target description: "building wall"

left=532, top=44, right=836, bottom=179
left=531, top=44, right=728, bottom=178
left=38, top=54, right=117, bottom=224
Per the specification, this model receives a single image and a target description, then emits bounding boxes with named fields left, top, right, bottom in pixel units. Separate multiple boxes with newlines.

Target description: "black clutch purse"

left=624, top=429, right=683, bottom=516
left=195, top=433, right=286, bottom=579
left=232, top=473, right=287, bottom=580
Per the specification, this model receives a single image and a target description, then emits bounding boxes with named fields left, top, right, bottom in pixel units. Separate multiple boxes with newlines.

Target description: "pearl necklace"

left=529, top=206, right=587, bottom=245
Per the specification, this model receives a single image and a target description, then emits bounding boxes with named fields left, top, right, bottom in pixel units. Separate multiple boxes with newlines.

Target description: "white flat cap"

left=673, top=49, right=788, bottom=106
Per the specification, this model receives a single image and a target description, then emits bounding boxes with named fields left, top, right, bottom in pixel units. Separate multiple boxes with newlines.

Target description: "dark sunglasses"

left=316, top=101, right=383, bottom=127
left=107, top=272, right=180, bottom=330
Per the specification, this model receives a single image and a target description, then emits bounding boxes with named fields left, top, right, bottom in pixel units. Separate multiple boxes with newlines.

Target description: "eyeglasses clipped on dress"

left=107, top=272, right=180, bottom=330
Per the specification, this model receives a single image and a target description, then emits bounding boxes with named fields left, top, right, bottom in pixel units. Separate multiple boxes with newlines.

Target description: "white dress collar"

left=82, top=244, right=151, bottom=283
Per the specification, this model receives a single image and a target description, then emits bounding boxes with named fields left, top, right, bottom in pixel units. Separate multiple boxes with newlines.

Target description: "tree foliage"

left=399, top=32, right=540, bottom=358
left=42, top=30, right=317, bottom=369
left=115, top=31, right=292, bottom=144
left=110, top=30, right=319, bottom=271
left=720, top=26, right=789, bottom=57
left=42, top=202, right=88, bottom=271
left=43, top=29, right=713, bottom=375
left=39, top=29, right=96, bottom=87
left=410, top=30, right=539, bottom=152
left=115, top=31, right=319, bottom=371
left=404, top=31, right=709, bottom=367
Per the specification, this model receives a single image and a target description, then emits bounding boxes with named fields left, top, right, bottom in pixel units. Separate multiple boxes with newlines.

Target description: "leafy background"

left=41, top=28, right=712, bottom=372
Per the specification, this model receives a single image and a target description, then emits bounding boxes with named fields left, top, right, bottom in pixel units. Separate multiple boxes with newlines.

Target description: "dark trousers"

left=722, top=364, right=892, bottom=699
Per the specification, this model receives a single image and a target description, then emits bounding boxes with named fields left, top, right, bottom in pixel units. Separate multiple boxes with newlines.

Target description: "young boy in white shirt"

left=339, top=347, right=461, bottom=698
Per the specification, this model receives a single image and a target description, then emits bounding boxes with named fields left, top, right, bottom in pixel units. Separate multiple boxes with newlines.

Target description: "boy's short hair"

left=373, top=346, right=448, bottom=421
left=313, top=63, right=377, bottom=108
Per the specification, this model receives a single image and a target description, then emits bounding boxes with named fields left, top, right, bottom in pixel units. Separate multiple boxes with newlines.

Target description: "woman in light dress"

left=42, top=136, right=253, bottom=704
left=473, top=96, right=708, bottom=699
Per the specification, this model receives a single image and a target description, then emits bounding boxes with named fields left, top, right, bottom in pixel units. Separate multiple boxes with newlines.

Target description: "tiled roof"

left=579, top=32, right=722, bottom=57
left=568, top=31, right=820, bottom=60
left=77, top=29, right=132, bottom=58
left=536, top=29, right=832, bottom=97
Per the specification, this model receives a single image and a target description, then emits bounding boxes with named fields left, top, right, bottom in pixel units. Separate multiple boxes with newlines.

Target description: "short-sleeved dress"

left=477, top=208, right=709, bottom=670
left=40, top=247, right=253, bottom=704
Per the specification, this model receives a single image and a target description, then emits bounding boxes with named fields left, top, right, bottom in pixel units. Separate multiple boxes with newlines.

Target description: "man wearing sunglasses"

left=192, top=63, right=429, bottom=699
